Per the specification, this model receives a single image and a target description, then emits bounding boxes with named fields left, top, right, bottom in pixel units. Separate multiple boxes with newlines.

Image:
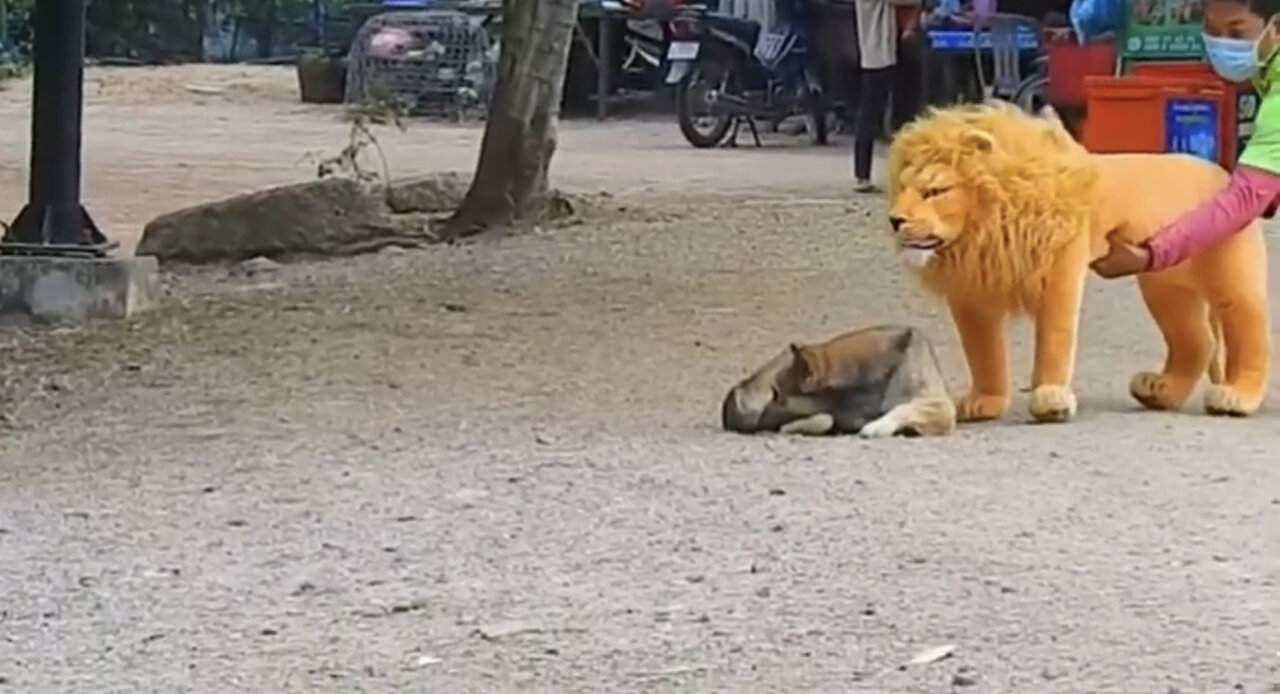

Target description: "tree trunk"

left=442, top=0, right=581, bottom=240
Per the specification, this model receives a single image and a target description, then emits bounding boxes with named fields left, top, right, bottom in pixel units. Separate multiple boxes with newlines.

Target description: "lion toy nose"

left=888, top=215, right=906, bottom=231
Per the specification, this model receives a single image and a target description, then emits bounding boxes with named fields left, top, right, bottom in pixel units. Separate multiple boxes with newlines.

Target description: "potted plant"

left=296, top=46, right=348, bottom=103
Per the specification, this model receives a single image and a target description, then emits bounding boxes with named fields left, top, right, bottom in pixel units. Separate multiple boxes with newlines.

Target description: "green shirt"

left=1238, top=51, right=1280, bottom=173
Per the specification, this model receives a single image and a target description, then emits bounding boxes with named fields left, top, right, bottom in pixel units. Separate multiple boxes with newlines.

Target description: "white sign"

left=666, top=41, right=700, bottom=60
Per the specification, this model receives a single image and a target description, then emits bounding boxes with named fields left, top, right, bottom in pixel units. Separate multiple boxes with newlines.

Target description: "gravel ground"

left=0, top=66, right=1278, bottom=694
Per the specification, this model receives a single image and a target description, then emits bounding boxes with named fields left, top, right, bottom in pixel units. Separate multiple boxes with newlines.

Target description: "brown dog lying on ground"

left=721, top=324, right=956, bottom=438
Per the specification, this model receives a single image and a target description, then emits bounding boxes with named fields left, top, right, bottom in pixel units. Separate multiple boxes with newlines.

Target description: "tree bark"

left=442, top=0, right=581, bottom=239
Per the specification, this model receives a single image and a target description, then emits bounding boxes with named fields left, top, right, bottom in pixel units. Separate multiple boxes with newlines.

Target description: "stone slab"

left=0, top=255, right=158, bottom=324
left=135, top=177, right=403, bottom=264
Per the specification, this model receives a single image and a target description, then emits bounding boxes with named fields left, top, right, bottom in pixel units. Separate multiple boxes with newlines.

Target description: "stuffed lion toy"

left=886, top=101, right=1270, bottom=423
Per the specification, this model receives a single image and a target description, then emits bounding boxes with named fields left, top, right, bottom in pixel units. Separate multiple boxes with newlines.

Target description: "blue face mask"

left=1203, top=33, right=1260, bottom=82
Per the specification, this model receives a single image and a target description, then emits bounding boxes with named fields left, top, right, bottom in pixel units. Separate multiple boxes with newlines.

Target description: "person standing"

left=891, top=2, right=925, bottom=133
left=852, top=0, right=922, bottom=192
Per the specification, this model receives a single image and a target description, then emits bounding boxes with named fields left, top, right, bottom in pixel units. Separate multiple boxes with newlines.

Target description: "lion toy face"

left=885, top=101, right=1098, bottom=302
left=887, top=161, right=979, bottom=268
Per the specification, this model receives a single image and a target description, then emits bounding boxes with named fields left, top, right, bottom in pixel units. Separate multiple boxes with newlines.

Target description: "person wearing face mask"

left=1090, top=0, right=1280, bottom=278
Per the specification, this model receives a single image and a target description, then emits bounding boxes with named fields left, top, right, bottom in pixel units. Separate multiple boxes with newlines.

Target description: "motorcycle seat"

left=705, top=14, right=761, bottom=47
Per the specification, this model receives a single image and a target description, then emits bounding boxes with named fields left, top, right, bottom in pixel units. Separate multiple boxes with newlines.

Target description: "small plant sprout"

left=314, top=91, right=411, bottom=191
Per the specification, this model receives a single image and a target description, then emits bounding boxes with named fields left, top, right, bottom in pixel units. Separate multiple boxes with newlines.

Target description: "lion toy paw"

left=1129, top=371, right=1194, bottom=411
left=1029, top=384, right=1076, bottom=423
left=954, top=392, right=1008, bottom=422
left=1203, top=384, right=1260, bottom=418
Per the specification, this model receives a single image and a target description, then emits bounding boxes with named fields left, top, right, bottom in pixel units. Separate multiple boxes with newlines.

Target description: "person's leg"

left=1145, top=166, right=1280, bottom=271
left=891, top=36, right=923, bottom=132
left=853, top=66, right=891, bottom=190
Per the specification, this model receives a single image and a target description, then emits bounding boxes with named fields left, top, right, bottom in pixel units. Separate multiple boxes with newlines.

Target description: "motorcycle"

left=601, top=0, right=678, bottom=92
left=663, top=0, right=828, bottom=148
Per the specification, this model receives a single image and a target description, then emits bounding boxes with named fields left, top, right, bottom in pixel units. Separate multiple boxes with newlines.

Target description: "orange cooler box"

left=1082, top=74, right=1237, bottom=169
left=1129, top=61, right=1259, bottom=164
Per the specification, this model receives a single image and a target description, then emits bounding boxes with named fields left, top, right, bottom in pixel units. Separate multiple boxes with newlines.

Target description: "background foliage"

left=1, top=0, right=348, bottom=64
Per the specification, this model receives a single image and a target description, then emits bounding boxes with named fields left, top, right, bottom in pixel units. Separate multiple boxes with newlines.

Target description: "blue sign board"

left=1164, top=97, right=1219, bottom=164
left=926, top=28, right=1040, bottom=53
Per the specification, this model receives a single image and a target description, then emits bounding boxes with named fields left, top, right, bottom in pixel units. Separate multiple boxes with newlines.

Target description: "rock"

left=386, top=172, right=469, bottom=214
left=475, top=620, right=541, bottom=640
left=137, top=177, right=428, bottom=264
left=390, top=212, right=438, bottom=239
left=906, top=644, right=957, bottom=666
left=389, top=598, right=428, bottom=614
left=629, top=664, right=710, bottom=679
left=231, top=256, right=281, bottom=278
left=778, top=117, right=807, bottom=136
left=450, top=488, right=489, bottom=506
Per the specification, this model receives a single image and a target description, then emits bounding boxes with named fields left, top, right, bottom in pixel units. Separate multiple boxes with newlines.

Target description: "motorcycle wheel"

left=676, top=58, right=737, bottom=149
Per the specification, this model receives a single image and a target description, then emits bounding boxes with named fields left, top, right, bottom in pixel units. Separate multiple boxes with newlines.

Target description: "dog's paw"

left=1028, top=384, right=1077, bottom=423
left=857, top=416, right=899, bottom=439
left=1203, top=384, right=1260, bottom=417
left=1129, top=371, right=1193, bottom=411
left=779, top=413, right=835, bottom=435
left=954, top=392, right=1008, bottom=422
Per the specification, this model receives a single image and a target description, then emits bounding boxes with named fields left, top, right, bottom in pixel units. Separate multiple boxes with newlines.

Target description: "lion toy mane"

left=886, top=100, right=1270, bottom=423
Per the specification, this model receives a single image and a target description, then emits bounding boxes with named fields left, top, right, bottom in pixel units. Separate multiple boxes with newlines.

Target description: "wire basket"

left=345, top=10, right=499, bottom=120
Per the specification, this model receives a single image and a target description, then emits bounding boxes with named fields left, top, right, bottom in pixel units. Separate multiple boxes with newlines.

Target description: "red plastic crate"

left=1047, top=39, right=1118, bottom=107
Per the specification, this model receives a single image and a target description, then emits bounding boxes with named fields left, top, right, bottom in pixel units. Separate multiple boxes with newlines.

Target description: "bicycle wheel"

left=1012, top=75, right=1049, bottom=115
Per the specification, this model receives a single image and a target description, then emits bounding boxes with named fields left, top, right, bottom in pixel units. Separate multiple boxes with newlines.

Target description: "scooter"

left=663, top=0, right=827, bottom=148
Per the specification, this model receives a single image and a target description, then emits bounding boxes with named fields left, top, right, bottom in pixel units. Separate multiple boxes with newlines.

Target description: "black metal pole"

left=1, top=0, right=111, bottom=256
left=312, top=0, right=324, bottom=46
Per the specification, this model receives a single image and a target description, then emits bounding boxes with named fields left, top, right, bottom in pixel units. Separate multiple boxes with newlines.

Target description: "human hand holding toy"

left=1090, top=231, right=1153, bottom=279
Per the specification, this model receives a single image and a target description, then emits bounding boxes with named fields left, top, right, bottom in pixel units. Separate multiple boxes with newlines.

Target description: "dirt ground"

left=0, top=66, right=1278, bottom=693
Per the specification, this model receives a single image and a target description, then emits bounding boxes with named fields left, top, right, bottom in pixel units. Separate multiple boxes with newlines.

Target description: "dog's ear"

left=962, top=128, right=997, bottom=154
left=788, top=343, right=809, bottom=379
left=789, top=343, right=823, bottom=392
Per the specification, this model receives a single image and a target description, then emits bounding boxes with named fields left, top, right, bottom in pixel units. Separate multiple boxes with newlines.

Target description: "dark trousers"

left=854, top=66, right=892, bottom=182
left=892, top=36, right=924, bottom=132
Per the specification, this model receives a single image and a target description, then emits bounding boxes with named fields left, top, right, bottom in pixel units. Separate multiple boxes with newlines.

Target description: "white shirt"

left=854, top=0, right=921, bottom=70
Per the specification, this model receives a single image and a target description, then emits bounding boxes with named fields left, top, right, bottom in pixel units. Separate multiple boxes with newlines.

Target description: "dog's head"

left=721, top=343, right=830, bottom=433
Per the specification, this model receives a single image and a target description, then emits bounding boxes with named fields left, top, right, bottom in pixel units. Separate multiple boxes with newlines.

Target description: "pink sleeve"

left=1144, top=168, right=1276, bottom=272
